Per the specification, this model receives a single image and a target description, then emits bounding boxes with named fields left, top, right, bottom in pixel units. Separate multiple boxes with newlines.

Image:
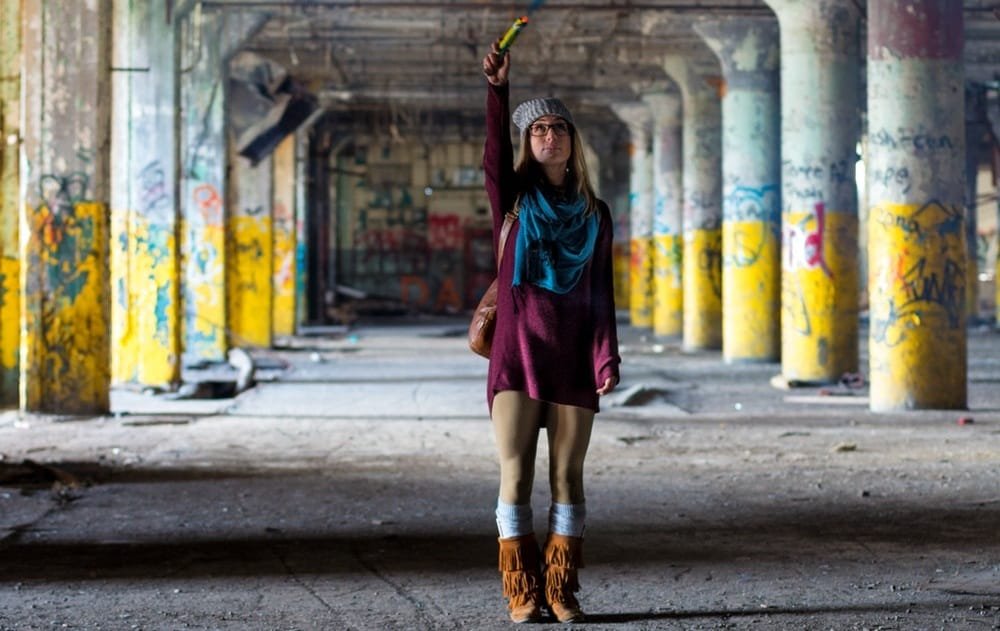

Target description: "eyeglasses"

left=528, top=122, right=571, bottom=137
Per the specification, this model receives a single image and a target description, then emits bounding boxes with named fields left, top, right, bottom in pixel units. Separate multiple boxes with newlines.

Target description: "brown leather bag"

left=469, top=213, right=515, bottom=358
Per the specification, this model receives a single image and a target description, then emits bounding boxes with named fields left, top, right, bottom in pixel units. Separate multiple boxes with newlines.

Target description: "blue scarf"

left=512, top=186, right=598, bottom=294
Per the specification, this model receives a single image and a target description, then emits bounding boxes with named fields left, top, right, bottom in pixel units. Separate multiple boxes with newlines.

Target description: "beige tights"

left=491, top=390, right=595, bottom=506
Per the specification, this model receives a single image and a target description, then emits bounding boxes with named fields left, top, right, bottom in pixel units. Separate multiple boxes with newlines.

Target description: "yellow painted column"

left=228, top=154, right=274, bottom=348
left=179, top=8, right=267, bottom=362
left=293, top=131, right=310, bottom=327
left=180, top=9, right=229, bottom=362
left=20, top=1, right=112, bottom=413
left=696, top=18, right=782, bottom=363
left=109, top=0, right=180, bottom=388
left=0, top=0, right=21, bottom=405
left=110, top=198, right=137, bottom=383
left=685, top=228, right=722, bottom=347
left=645, top=93, right=684, bottom=338
left=664, top=54, right=724, bottom=351
left=768, top=0, right=861, bottom=383
left=613, top=240, right=630, bottom=310
left=272, top=135, right=297, bottom=338
left=866, top=1, right=967, bottom=410
left=612, top=103, right=654, bottom=329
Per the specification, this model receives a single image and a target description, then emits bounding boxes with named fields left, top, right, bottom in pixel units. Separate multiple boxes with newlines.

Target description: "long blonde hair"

left=513, top=124, right=599, bottom=216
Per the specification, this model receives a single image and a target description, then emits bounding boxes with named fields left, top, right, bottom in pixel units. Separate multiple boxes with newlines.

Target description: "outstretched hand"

left=482, top=41, right=510, bottom=86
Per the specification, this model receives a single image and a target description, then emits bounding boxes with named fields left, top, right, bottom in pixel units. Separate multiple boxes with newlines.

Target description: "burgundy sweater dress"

left=484, top=83, right=621, bottom=413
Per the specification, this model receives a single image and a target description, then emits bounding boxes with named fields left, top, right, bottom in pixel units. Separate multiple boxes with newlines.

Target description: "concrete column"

left=766, top=0, right=861, bottom=384
left=110, top=0, right=181, bottom=388
left=583, top=115, right=632, bottom=311
left=696, top=17, right=781, bottom=363
left=179, top=8, right=266, bottom=362
left=294, top=127, right=310, bottom=328
left=867, top=1, right=967, bottom=411
left=0, top=0, right=20, bottom=405
left=644, top=92, right=684, bottom=338
left=664, top=54, right=724, bottom=351
left=227, top=150, right=274, bottom=348
left=964, top=82, right=989, bottom=323
left=611, top=103, right=655, bottom=330
left=272, top=134, right=296, bottom=338
left=20, top=1, right=112, bottom=413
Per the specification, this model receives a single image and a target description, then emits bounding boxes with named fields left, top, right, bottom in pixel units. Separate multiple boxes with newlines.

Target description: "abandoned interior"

left=1, top=0, right=1000, bottom=629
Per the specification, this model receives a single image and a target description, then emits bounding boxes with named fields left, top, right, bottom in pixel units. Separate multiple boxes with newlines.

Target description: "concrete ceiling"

left=205, top=1, right=1000, bottom=124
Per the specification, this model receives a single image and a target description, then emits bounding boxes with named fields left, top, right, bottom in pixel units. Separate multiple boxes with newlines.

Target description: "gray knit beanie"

left=512, top=97, right=574, bottom=132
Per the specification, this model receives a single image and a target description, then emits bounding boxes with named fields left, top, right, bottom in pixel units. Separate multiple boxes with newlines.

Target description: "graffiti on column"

left=39, top=172, right=90, bottom=217
left=233, top=218, right=265, bottom=292
left=192, top=183, right=224, bottom=225
left=782, top=159, right=852, bottom=202
left=786, top=202, right=833, bottom=278
left=138, top=161, right=172, bottom=220
left=870, top=200, right=965, bottom=347
left=871, top=166, right=912, bottom=195
left=723, top=184, right=778, bottom=268
left=25, top=171, right=107, bottom=409
left=185, top=182, right=224, bottom=349
left=868, top=127, right=954, bottom=152
left=273, top=201, right=295, bottom=299
left=35, top=173, right=93, bottom=303
left=697, top=237, right=723, bottom=299
left=136, top=161, right=175, bottom=347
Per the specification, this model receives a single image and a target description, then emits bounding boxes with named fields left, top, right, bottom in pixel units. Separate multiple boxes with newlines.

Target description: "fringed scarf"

left=512, top=186, right=598, bottom=294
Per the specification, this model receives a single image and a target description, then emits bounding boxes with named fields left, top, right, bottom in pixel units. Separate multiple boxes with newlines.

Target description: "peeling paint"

left=22, top=202, right=110, bottom=413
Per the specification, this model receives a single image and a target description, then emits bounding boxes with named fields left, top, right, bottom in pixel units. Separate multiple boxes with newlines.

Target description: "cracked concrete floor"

left=1, top=319, right=999, bottom=630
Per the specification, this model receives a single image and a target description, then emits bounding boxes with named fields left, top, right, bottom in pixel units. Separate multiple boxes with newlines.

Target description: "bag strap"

left=496, top=210, right=517, bottom=273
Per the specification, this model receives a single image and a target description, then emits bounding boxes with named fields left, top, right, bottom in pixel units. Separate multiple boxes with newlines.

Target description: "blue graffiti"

left=724, top=184, right=780, bottom=224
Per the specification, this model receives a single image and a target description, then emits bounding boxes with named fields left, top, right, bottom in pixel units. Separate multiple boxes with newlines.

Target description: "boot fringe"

left=502, top=569, right=541, bottom=599
left=544, top=534, right=585, bottom=569
left=498, top=534, right=539, bottom=572
left=498, top=534, right=544, bottom=615
left=544, top=565, right=580, bottom=601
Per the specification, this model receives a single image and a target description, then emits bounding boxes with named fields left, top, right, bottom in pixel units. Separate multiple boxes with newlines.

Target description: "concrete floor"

left=1, top=317, right=999, bottom=630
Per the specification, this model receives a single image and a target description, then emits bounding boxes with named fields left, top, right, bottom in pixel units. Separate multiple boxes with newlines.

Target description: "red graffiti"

left=429, top=214, right=463, bottom=250
left=273, top=201, right=293, bottom=226
left=786, top=202, right=833, bottom=278
left=805, top=202, right=833, bottom=278
left=192, top=184, right=223, bottom=223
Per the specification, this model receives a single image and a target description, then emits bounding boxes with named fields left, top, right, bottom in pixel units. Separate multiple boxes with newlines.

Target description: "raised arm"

left=482, top=44, right=516, bottom=244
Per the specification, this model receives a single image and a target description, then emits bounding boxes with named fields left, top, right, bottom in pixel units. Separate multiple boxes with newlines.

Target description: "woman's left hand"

left=596, top=377, right=616, bottom=396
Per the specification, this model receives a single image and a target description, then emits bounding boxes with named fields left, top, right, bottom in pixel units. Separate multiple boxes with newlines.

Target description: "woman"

left=481, top=41, right=621, bottom=624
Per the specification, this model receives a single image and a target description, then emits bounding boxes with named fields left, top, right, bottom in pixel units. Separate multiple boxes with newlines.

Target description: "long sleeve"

left=483, top=82, right=516, bottom=254
left=591, top=203, right=621, bottom=388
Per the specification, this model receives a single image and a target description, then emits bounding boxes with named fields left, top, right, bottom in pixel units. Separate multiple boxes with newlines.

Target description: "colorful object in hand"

left=498, top=16, right=528, bottom=55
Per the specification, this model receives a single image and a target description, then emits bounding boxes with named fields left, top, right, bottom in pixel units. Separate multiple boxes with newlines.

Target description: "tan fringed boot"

left=498, top=534, right=544, bottom=623
left=543, top=533, right=585, bottom=623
